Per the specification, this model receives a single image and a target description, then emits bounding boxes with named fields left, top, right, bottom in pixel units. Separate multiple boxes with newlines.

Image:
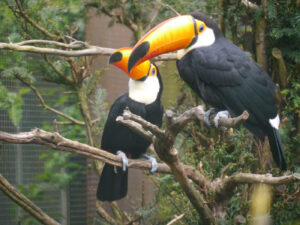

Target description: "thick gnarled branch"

left=116, top=106, right=298, bottom=225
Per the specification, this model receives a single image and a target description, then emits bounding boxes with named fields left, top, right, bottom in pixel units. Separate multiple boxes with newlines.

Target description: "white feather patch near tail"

left=269, top=114, right=280, bottom=129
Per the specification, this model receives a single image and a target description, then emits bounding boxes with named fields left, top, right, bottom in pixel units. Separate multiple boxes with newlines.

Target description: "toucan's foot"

left=213, top=110, right=229, bottom=129
left=142, top=154, right=157, bottom=173
left=204, top=108, right=217, bottom=126
left=117, top=150, right=128, bottom=172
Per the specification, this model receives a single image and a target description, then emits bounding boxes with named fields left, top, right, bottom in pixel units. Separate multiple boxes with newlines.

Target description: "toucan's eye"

left=199, top=24, right=204, bottom=33
left=150, top=67, right=156, bottom=76
left=151, top=68, right=155, bottom=75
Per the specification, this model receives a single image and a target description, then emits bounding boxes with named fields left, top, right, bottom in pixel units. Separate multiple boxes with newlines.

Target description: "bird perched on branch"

left=128, top=12, right=286, bottom=170
left=97, top=48, right=163, bottom=201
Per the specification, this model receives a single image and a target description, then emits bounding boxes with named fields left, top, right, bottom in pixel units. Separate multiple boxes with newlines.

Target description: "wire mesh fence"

left=0, top=78, right=87, bottom=225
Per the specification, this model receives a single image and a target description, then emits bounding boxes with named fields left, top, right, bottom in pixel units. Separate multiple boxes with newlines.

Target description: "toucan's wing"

left=177, top=39, right=278, bottom=131
left=101, top=93, right=147, bottom=153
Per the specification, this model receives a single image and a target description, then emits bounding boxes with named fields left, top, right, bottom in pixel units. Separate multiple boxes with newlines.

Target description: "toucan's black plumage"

left=178, top=13, right=286, bottom=170
left=97, top=49, right=163, bottom=201
left=97, top=91, right=163, bottom=201
left=128, top=12, right=286, bottom=170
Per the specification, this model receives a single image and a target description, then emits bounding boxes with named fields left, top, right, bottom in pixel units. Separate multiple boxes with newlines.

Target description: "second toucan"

left=97, top=48, right=163, bottom=201
left=128, top=12, right=286, bottom=170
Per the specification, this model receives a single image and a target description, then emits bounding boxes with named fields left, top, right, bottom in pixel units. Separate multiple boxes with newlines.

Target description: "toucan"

left=128, top=12, right=286, bottom=170
left=97, top=48, right=163, bottom=201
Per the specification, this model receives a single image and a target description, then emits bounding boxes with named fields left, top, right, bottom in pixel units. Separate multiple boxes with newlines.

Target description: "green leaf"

left=8, top=103, right=22, bottom=126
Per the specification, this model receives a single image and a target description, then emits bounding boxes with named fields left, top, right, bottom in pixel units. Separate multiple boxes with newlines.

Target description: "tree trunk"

left=272, top=48, right=288, bottom=88
left=255, top=0, right=268, bottom=70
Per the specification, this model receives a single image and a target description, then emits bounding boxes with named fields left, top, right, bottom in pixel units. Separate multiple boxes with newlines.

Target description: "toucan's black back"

left=177, top=36, right=286, bottom=170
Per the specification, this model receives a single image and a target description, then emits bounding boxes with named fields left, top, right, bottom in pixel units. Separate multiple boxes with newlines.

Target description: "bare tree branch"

left=96, top=202, right=118, bottom=225
left=18, top=78, right=85, bottom=126
left=18, top=39, right=85, bottom=48
left=0, top=173, right=60, bottom=225
left=15, top=0, right=59, bottom=40
left=213, top=172, right=300, bottom=201
left=166, top=213, right=185, bottom=225
left=116, top=116, right=154, bottom=141
left=0, top=129, right=163, bottom=172
left=157, top=0, right=181, bottom=16
left=0, top=42, right=115, bottom=57
left=121, top=107, right=165, bottom=138
left=145, top=1, right=162, bottom=31
left=241, top=0, right=259, bottom=10
left=0, top=40, right=177, bottom=60
left=44, top=55, right=74, bottom=84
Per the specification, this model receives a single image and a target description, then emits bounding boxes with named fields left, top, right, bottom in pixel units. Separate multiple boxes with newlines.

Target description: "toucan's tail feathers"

left=96, top=164, right=128, bottom=201
left=267, top=127, right=287, bottom=171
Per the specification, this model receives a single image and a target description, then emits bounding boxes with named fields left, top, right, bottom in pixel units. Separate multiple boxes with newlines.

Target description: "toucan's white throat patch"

left=177, top=27, right=216, bottom=59
left=128, top=76, right=160, bottom=104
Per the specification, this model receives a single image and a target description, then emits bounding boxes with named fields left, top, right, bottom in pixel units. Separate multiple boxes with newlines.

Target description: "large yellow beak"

left=128, top=15, right=198, bottom=72
left=109, top=47, right=151, bottom=80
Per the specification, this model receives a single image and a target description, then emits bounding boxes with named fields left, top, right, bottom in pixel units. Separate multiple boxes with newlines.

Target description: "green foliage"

left=37, top=151, right=83, bottom=188
left=272, top=182, right=300, bottom=225
left=153, top=174, right=199, bottom=224
left=267, top=1, right=300, bottom=63
left=0, top=81, right=29, bottom=126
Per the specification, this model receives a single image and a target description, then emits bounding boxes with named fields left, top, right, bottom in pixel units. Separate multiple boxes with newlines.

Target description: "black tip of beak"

left=128, top=42, right=150, bottom=72
left=109, top=51, right=122, bottom=64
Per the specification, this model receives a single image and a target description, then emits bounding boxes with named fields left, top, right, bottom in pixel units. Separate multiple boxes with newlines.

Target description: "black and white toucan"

left=97, top=48, right=163, bottom=201
left=128, top=12, right=286, bottom=170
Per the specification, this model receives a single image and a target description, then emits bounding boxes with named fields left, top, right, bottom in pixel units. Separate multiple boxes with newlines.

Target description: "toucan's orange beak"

left=109, top=47, right=151, bottom=80
left=128, top=15, right=198, bottom=72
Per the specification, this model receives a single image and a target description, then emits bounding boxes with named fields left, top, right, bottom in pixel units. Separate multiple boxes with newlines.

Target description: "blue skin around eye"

left=199, top=25, right=204, bottom=32
left=152, top=68, right=155, bottom=75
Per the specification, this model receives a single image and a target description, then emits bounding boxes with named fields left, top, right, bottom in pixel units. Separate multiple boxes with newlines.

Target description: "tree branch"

left=116, top=116, right=154, bottom=141
left=18, top=78, right=85, bottom=125
left=157, top=0, right=181, bottom=16
left=241, top=0, right=259, bottom=10
left=96, top=202, right=118, bottom=225
left=115, top=107, right=299, bottom=224
left=44, top=55, right=74, bottom=84
left=0, top=129, right=169, bottom=173
left=120, top=107, right=165, bottom=138
left=0, top=40, right=177, bottom=60
left=0, top=42, right=115, bottom=57
left=15, top=0, right=59, bottom=40
left=272, top=48, right=288, bottom=88
left=0, top=173, right=60, bottom=225
left=213, top=172, right=300, bottom=202
left=18, top=39, right=86, bottom=48
left=166, top=213, right=185, bottom=225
